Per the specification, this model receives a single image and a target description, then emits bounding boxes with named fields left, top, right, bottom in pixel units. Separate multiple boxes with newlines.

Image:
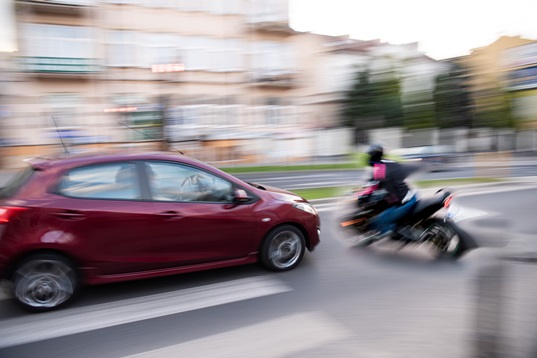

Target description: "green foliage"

left=433, top=66, right=474, bottom=128
left=341, top=69, right=404, bottom=142
left=221, top=153, right=369, bottom=174
left=473, top=89, right=514, bottom=128
left=292, top=186, right=353, bottom=200
left=403, top=91, right=436, bottom=129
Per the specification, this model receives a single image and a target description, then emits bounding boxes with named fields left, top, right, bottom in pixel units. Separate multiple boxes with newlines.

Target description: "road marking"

left=122, top=311, right=353, bottom=358
left=0, top=276, right=291, bottom=349
left=455, top=183, right=537, bottom=197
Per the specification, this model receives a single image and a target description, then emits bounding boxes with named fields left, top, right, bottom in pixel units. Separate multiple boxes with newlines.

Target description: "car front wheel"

left=11, top=253, right=78, bottom=312
left=260, top=225, right=305, bottom=271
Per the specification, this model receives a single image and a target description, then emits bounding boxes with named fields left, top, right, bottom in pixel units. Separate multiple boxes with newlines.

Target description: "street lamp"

left=151, top=63, right=185, bottom=148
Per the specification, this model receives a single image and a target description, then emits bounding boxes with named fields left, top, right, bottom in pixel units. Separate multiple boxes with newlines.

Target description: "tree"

left=433, top=64, right=474, bottom=128
left=403, top=91, right=436, bottom=130
left=473, top=87, right=513, bottom=128
left=341, top=68, right=403, bottom=144
left=373, top=73, right=404, bottom=127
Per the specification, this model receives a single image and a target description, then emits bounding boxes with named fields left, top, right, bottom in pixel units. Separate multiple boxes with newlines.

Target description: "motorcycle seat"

left=412, top=190, right=450, bottom=216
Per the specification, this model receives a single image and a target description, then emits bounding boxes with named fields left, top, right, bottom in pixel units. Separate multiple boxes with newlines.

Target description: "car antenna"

left=117, top=121, right=184, bottom=154
left=51, top=115, right=70, bottom=155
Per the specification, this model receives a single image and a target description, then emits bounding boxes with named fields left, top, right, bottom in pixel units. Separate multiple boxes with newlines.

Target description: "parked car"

left=0, top=151, right=320, bottom=311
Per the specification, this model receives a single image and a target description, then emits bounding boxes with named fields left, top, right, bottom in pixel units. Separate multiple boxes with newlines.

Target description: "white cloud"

left=289, top=0, right=537, bottom=59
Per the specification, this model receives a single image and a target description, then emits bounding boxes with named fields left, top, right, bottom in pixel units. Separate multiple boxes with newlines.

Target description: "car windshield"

left=0, top=166, right=35, bottom=199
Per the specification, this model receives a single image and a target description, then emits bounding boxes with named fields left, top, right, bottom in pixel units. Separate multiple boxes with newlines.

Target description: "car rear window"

left=0, top=166, right=36, bottom=199
left=57, top=163, right=141, bottom=200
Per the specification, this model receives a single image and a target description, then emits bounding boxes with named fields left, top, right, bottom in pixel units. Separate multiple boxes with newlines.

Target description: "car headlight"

left=293, top=202, right=317, bottom=215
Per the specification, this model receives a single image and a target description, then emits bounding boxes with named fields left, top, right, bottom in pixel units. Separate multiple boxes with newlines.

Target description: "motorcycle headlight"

left=293, top=202, right=317, bottom=215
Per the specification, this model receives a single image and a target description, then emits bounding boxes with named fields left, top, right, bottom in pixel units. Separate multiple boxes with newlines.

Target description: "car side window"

left=57, top=163, right=141, bottom=200
left=146, top=162, right=234, bottom=203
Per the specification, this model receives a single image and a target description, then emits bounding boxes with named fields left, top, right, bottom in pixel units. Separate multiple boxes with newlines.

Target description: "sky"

left=0, top=1, right=16, bottom=52
left=289, top=0, right=537, bottom=59
left=1, top=0, right=537, bottom=58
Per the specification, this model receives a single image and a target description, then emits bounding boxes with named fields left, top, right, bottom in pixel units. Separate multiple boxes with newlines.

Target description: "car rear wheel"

left=260, top=225, right=305, bottom=271
left=11, top=253, right=78, bottom=312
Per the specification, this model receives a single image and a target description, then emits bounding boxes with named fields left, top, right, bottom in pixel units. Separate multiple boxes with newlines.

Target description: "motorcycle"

left=339, top=181, right=478, bottom=259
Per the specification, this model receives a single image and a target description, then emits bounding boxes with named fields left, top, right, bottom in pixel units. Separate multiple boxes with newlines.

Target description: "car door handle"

left=156, top=211, right=182, bottom=220
left=52, top=210, right=86, bottom=221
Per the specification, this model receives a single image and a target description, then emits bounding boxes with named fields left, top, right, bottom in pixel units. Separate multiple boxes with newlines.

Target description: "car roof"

left=26, top=150, right=202, bottom=171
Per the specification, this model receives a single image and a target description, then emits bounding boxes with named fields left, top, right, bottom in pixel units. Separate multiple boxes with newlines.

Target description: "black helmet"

left=366, top=144, right=383, bottom=165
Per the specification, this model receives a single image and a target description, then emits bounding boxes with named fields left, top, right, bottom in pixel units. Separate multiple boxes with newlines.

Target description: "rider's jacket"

left=371, top=160, right=421, bottom=204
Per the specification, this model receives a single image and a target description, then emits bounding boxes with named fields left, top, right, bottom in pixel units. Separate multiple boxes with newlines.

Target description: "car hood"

left=248, top=182, right=306, bottom=202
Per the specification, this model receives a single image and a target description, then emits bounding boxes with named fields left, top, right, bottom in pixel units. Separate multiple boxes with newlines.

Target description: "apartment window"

left=107, top=31, right=141, bottom=67
left=106, top=32, right=244, bottom=71
left=22, top=24, right=95, bottom=59
left=182, top=37, right=210, bottom=70
left=251, top=41, right=295, bottom=74
left=180, top=105, right=209, bottom=126
left=208, top=39, right=244, bottom=71
left=206, top=105, right=240, bottom=126
left=144, top=33, right=181, bottom=67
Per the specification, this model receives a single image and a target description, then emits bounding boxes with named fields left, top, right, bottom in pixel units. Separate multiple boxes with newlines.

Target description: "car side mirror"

left=233, top=189, right=251, bottom=203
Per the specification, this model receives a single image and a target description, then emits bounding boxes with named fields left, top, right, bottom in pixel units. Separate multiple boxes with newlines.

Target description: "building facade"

left=5, top=0, right=326, bottom=164
left=2, top=0, right=448, bottom=167
left=502, top=41, right=537, bottom=130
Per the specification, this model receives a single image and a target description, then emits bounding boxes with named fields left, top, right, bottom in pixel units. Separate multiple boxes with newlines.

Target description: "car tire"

left=11, top=253, right=78, bottom=312
left=260, top=225, right=305, bottom=271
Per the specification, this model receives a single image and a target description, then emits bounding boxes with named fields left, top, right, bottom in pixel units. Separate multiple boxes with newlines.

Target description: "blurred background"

left=2, top=2, right=537, bottom=357
left=0, top=0, right=536, bottom=169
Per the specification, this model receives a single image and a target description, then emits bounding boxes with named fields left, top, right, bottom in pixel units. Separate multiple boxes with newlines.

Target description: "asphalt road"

left=1, top=183, right=536, bottom=357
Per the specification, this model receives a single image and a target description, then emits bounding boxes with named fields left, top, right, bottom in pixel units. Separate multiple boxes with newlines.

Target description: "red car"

left=0, top=151, right=320, bottom=311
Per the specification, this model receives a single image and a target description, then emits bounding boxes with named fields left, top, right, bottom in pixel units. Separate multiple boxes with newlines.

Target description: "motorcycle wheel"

left=424, top=218, right=463, bottom=259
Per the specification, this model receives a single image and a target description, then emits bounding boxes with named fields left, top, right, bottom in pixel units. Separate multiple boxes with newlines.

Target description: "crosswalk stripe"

left=122, top=311, right=353, bottom=358
left=0, top=276, right=291, bottom=349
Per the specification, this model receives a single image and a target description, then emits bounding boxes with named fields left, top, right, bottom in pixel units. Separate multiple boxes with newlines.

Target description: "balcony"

left=251, top=71, right=297, bottom=88
left=20, top=57, right=100, bottom=77
left=16, top=0, right=94, bottom=15
left=246, top=13, right=295, bottom=35
left=247, top=21, right=295, bottom=35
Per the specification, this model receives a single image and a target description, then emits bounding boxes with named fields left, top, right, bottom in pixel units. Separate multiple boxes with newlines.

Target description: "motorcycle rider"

left=362, top=144, right=421, bottom=244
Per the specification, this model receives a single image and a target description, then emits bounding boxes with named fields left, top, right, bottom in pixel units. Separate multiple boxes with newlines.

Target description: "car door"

left=42, top=161, right=161, bottom=276
left=142, top=161, right=256, bottom=266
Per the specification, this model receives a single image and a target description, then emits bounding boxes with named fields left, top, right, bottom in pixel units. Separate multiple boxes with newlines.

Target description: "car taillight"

left=0, top=206, right=26, bottom=224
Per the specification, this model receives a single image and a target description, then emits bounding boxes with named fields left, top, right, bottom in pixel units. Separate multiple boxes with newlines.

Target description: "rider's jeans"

left=370, top=194, right=418, bottom=234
